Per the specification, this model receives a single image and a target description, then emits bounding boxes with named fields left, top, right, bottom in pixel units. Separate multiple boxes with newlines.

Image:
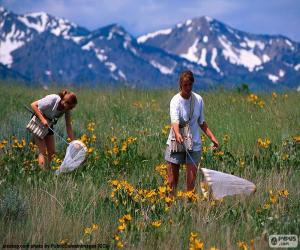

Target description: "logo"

left=269, top=235, right=298, bottom=248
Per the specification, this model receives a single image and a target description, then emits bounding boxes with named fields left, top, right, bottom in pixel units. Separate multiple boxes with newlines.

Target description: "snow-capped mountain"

left=0, top=6, right=89, bottom=68
left=138, top=16, right=300, bottom=90
left=1, top=6, right=299, bottom=90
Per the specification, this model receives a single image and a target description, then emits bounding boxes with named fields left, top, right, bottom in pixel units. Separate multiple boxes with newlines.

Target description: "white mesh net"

left=55, top=140, right=88, bottom=175
left=201, top=168, right=256, bottom=199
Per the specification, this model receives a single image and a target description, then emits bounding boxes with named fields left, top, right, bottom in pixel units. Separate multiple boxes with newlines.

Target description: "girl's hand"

left=175, top=132, right=184, bottom=144
left=41, top=118, right=49, bottom=127
left=211, top=140, right=219, bottom=150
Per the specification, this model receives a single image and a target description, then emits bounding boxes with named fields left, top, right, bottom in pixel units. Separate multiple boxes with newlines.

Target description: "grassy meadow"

left=0, top=84, right=299, bottom=249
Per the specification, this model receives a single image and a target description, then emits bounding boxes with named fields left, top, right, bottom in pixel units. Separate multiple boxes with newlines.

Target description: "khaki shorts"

left=164, top=147, right=201, bottom=165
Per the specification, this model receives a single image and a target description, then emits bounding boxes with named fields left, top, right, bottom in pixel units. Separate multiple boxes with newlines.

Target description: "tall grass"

left=0, top=84, right=299, bottom=249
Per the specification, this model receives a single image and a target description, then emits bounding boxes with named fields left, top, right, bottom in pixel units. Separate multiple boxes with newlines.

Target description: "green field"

left=0, top=84, right=299, bottom=249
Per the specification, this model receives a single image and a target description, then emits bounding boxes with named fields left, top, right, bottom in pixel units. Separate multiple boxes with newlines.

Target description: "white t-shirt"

left=37, top=94, right=66, bottom=120
left=167, top=92, right=204, bottom=151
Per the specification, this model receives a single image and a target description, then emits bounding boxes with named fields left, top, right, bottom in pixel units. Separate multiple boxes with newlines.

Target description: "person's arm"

left=172, top=123, right=184, bottom=144
left=31, top=101, right=49, bottom=127
left=200, top=121, right=219, bottom=150
left=65, top=111, right=74, bottom=140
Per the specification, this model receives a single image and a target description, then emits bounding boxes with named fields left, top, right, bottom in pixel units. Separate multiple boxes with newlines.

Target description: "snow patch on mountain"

left=262, top=54, right=270, bottom=63
left=180, top=38, right=199, bottom=63
left=244, top=37, right=265, bottom=50
left=199, top=48, right=207, bottom=66
left=105, top=62, right=117, bottom=72
left=279, top=69, right=285, bottom=77
left=137, top=28, right=172, bottom=43
left=219, top=36, right=262, bottom=71
left=0, top=24, right=25, bottom=66
left=285, top=39, right=294, bottom=50
left=186, top=19, right=192, bottom=26
left=268, top=74, right=279, bottom=83
left=211, top=48, right=221, bottom=73
left=150, top=60, right=174, bottom=74
left=19, top=12, right=49, bottom=33
left=118, top=70, right=126, bottom=80
left=294, top=64, right=300, bottom=71
left=82, top=41, right=94, bottom=50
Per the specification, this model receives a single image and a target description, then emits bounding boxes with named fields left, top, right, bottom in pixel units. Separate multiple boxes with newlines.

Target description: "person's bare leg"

left=45, top=135, right=55, bottom=169
left=186, top=163, right=197, bottom=191
left=167, top=162, right=180, bottom=195
left=35, top=136, right=47, bottom=169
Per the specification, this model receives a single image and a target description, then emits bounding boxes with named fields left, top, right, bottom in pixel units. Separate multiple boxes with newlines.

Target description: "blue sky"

left=1, top=0, right=300, bottom=41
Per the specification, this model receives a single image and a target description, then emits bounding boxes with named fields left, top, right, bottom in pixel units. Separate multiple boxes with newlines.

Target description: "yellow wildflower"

left=116, top=241, right=124, bottom=248
left=118, top=223, right=126, bottom=232
left=127, top=136, right=137, bottom=143
left=194, top=239, right=204, bottom=249
left=114, top=235, right=120, bottom=241
left=151, top=220, right=161, bottom=228
left=59, top=239, right=69, bottom=245
left=123, top=214, right=132, bottom=221
left=84, top=227, right=92, bottom=235
left=278, top=189, right=289, bottom=198
left=237, top=240, right=248, bottom=250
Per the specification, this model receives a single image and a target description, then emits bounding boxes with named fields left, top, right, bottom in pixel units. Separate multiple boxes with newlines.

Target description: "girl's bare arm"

left=65, top=111, right=74, bottom=140
left=31, top=101, right=49, bottom=127
left=200, top=121, right=219, bottom=149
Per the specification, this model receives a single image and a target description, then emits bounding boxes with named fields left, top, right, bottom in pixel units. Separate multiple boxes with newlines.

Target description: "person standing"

left=165, top=70, right=219, bottom=193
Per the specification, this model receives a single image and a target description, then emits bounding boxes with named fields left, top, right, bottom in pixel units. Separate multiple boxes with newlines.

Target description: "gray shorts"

left=164, top=147, right=201, bottom=165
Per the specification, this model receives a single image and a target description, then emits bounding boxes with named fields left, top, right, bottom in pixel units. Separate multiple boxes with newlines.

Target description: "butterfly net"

left=55, top=140, right=87, bottom=175
left=201, top=168, right=256, bottom=199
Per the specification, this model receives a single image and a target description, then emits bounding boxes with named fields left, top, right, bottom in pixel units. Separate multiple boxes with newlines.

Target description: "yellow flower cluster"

left=293, top=136, right=300, bottom=143
left=247, top=94, right=265, bottom=108
left=151, top=220, right=162, bottom=228
left=237, top=240, right=254, bottom=250
left=257, top=138, right=271, bottom=149
left=87, top=122, right=95, bottom=132
left=177, top=190, right=200, bottom=203
left=155, top=164, right=168, bottom=180
left=12, top=137, right=26, bottom=149
left=80, top=123, right=98, bottom=153
left=106, top=136, right=137, bottom=156
left=59, top=239, right=70, bottom=246
left=189, top=232, right=204, bottom=250
left=51, top=155, right=62, bottom=170
left=214, top=150, right=224, bottom=156
left=0, top=139, right=8, bottom=149
left=257, top=189, right=289, bottom=212
left=29, top=141, right=38, bottom=152
left=114, top=214, right=132, bottom=248
left=84, top=223, right=99, bottom=235
left=110, top=179, right=175, bottom=207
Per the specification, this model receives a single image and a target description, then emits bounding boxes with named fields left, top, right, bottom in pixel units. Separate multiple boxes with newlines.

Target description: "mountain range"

left=1, top=6, right=299, bottom=91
